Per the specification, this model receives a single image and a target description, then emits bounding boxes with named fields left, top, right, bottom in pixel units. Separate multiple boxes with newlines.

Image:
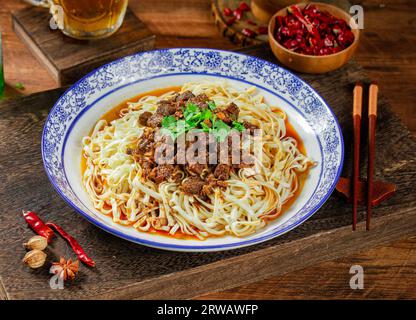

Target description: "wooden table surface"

left=1, top=0, right=415, bottom=299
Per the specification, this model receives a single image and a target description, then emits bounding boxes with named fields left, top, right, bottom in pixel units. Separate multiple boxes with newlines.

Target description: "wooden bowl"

left=251, top=0, right=303, bottom=23
left=268, top=2, right=360, bottom=74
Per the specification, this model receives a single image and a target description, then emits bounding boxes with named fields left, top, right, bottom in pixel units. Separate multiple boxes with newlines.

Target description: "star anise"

left=51, top=257, right=79, bottom=281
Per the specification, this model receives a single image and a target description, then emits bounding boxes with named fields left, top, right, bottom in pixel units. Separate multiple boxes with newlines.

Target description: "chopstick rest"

left=336, top=177, right=396, bottom=207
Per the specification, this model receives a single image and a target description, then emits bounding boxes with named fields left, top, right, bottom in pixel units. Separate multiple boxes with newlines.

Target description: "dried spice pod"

left=24, top=235, right=48, bottom=251
left=51, top=258, right=79, bottom=281
left=22, top=250, right=47, bottom=269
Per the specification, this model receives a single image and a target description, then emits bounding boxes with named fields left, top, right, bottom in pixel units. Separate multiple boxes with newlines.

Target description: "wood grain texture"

left=0, top=44, right=415, bottom=299
left=11, top=7, right=155, bottom=85
left=199, top=235, right=416, bottom=300
left=0, top=0, right=415, bottom=300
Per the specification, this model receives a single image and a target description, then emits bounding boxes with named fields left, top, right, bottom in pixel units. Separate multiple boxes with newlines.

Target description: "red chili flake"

left=223, top=7, right=233, bottom=17
left=22, top=211, right=55, bottom=243
left=238, top=2, right=250, bottom=12
left=242, top=28, right=257, bottom=38
left=226, top=17, right=236, bottom=26
left=258, top=26, right=268, bottom=35
left=46, top=222, right=95, bottom=267
left=247, top=19, right=257, bottom=26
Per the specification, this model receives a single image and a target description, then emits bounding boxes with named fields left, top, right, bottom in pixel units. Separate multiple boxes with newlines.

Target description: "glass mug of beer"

left=24, top=0, right=128, bottom=40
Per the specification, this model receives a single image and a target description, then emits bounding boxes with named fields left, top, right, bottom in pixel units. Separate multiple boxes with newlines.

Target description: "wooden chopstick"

left=367, top=82, right=379, bottom=230
left=352, top=82, right=363, bottom=230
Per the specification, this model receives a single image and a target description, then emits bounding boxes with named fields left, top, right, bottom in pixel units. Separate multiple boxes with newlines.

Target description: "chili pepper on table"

left=223, top=7, right=232, bottom=17
left=226, top=17, right=236, bottom=26
left=242, top=28, right=257, bottom=38
left=258, top=26, right=268, bottom=35
left=238, top=2, right=250, bottom=12
left=46, top=222, right=95, bottom=267
left=233, top=8, right=243, bottom=20
left=22, top=211, right=54, bottom=243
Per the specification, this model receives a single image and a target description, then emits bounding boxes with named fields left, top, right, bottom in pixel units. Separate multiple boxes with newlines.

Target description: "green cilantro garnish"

left=232, top=121, right=245, bottom=132
left=161, top=100, right=245, bottom=142
left=162, top=115, right=176, bottom=128
left=207, top=101, right=216, bottom=110
left=212, top=119, right=231, bottom=141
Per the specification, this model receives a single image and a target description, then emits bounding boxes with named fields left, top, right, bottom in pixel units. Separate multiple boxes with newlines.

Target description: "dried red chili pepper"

left=274, top=4, right=354, bottom=56
left=223, top=7, right=233, bottom=17
left=258, top=26, right=268, bottom=35
left=238, top=2, right=250, bottom=12
left=288, top=5, right=320, bottom=40
left=247, top=19, right=257, bottom=26
left=22, top=211, right=54, bottom=243
left=226, top=17, right=236, bottom=26
left=46, top=222, right=95, bottom=267
left=276, top=16, right=283, bottom=28
left=242, top=28, right=257, bottom=38
left=233, top=8, right=243, bottom=20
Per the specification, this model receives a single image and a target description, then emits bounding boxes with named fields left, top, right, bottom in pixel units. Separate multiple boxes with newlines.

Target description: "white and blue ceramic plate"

left=41, top=48, right=343, bottom=252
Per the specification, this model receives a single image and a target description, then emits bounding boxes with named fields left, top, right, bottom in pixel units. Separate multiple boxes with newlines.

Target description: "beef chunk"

left=134, top=154, right=155, bottom=175
left=137, top=138, right=154, bottom=153
left=224, top=102, right=239, bottom=119
left=181, top=176, right=205, bottom=195
left=213, top=164, right=231, bottom=180
left=156, top=101, right=176, bottom=116
left=147, top=113, right=164, bottom=128
left=137, top=128, right=155, bottom=152
left=138, top=111, right=152, bottom=126
left=188, top=93, right=209, bottom=109
left=149, top=164, right=175, bottom=184
left=187, top=163, right=207, bottom=176
left=242, top=121, right=259, bottom=134
left=216, top=102, right=239, bottom=123
left=176, top=90, right=195, bottom=103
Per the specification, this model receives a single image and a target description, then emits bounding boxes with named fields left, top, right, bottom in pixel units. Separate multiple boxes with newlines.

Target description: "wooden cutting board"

left=12, top=7, right=155, bottom=86
left=1, top=45, right=415, bottom=300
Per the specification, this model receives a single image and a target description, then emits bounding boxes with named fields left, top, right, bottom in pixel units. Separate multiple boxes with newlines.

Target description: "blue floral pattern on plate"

left=41, top=48, right=344, bottom=251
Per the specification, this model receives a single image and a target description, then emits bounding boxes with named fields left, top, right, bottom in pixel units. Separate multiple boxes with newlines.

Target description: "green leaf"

left=207, top=101, right=216, bottom=111
left=200, top=122, right=211, bottom=132
left=212, top=120, right=231, bottom=142
left=232, top=121, right=245, bottom=132
left=213, top=119, right=231, bottom=131
left=184, top=102, right=199, bottom=116
left=201, top=109, right=212, bottom=120
left=162, top=115, right=176, bottom=128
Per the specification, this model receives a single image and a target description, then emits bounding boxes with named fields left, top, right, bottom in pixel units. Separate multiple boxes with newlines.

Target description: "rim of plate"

left=41, top=48, right=344, bottom=252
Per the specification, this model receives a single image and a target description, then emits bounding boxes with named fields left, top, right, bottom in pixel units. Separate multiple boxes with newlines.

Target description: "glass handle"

left=23, top=0, right=50, bottom=8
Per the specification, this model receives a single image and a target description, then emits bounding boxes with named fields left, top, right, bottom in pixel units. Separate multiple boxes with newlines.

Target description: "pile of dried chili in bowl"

left=273, top=4, right=355, bottom=56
